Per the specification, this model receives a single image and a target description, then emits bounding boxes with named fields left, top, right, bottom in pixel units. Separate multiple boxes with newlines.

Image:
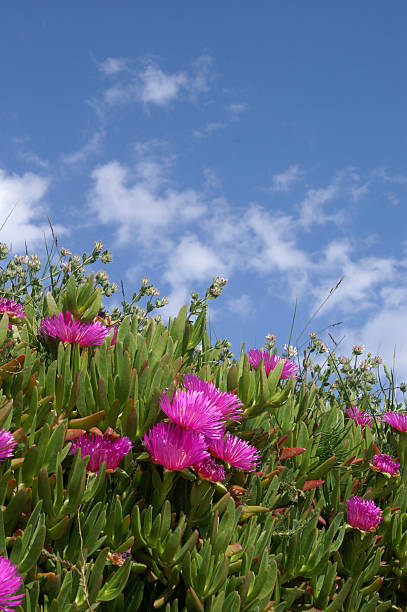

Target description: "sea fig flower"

left=160, top=389, right=225, bottom=439
left=0, top=430, right=17, bottom=460
left=0, top=556, right=24, bottom=609
left=144, top=422, right=209, bottom=471
left=247, top=349, right=298, bottom=379
left=40, top=311, right=111, bottom=347
left=194, top=456, right=226, bottom=482
left=346, top=405, right=373, bottom=429
left=0, top=297, right=25, bottom=328
left=382, top=412, right=407, bottom=432
left=183, top=374, right=243, bottom=422
left=346, top=496, right=383, bottom=532
left=208, top=432, right=260, bottom=472
left=370, top=454, right=400, bottom=477
left=70, top=433, right=132, bottom=472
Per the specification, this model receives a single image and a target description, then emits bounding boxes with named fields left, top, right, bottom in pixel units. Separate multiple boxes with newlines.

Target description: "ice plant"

left=0, top=297, right=25, bottom=328
left=370, top=454, right=400, bottom=477
left=247, top=349, right=298, bottom=379
left=194, top=456, right=226, bottom=482
left=70, top=433, right=132, bottom=472
left=0, top=556, right=24, bottom=610
left=183, top=374, right=243, bottom=422
left=144, top=422, right=209, bottom=471
left=160, top=389, right=225, bottom=439
left=346, top=405, right=373, bottom=429
left=209, top=432, right=260, bottom=472
left=40, top=311, right=111, bottom=347
left=382, top=411, right=407, bottom=432
left=346, top=496, right=383, bottom=532
left=0, top=430, right=17, bottom=460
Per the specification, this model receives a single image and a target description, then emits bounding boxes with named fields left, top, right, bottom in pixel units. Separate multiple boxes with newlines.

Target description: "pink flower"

left=0, top=297, right=25, bottom=328
left=346, top=496, right=383, bottom=532
left=194, top=456, right=226, bottom=482
left=209, top=432, right=260, bottom=472
left=160, top=389, right=225, bottom=439
left=183, top=374, right=243, bottom=422
left=40, top=311, right=111, bottom=347
left=370, top=454, right=400, bottom=476
left=71, top=433, right=132, bottom=472
left=144, top=422, right=209, bottom=471
left=346, top=405, right=373, bottom=429
left=0, top=556, right=24, bottom=610
left=382, top=411, right=407, bottom=432
left=0, top=430, right=17, bottom=460
left=247, top=349, right=298, bottom=379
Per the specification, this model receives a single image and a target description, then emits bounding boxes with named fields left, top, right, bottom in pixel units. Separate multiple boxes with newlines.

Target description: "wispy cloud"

left=12, top=137, right=49, bottom=170
left=298, top=176, right=342, bottom=229
left=373, top=167, right=407, bottom=185
left=100, top=55, right=214, bottom=109
left=194, top=101, right=247, bottom=139
left=194, top=121, right=226, bottom=139
left=228, top=294, right=253, bottom=317
left=97, top=57, right=128, bottom=76
left=269, top=164, right=303, bottom=193
left=227, top=103, right=248, bottom=121
left=61, top=130, right=105, bottom=166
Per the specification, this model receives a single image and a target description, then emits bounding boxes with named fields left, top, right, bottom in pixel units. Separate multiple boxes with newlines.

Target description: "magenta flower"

left=160, top=389, right=225, bottom=439
left=183, top=374, right=243, bottom=422
left=382, top=411, right=407, bottom=432
left=208, top=432, right=260, bottom=472
left=144, top=422, right=209, bottom=471
left=194, top=456, right=226, bottom=482
left=346, top=496, right=383, bottom=532
left=0, top=297, right=25, bottom=328
left=0, top=556, right=24, bottom=610
left=247, top=349, right=298, bottom=379
left=70, top=433, right=132, bottom=472
left=40, top=311, right=111, bottom=347
left=0, top=430, right=17, bottom=461
left=370, top=454, right=400, bottom=476
left=346, top=405, right=373, bottom=429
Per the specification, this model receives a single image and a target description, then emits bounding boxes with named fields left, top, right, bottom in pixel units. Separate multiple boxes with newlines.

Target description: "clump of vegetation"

left=0, top=239, right=406, bottom=611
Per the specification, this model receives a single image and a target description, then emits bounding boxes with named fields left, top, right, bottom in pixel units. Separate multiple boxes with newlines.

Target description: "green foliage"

left=0, top=242, right=405, bottom=610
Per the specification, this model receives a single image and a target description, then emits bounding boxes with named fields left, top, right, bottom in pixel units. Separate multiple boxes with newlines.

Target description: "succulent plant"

left=0, top=242, right=404, bottom=610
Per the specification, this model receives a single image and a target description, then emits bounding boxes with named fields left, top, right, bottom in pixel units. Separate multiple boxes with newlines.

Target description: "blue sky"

left=1, top=2, right=407, bottom=377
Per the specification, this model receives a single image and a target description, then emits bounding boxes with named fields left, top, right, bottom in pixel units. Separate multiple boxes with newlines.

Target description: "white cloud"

left=88, top=154, right=407, bottom=379
left=88, top=156, right=207, bottom=246
left=312, top=241, right=397, bottom=314
left=139, top=64, right=188, bottom=106
left=0, top=168, right=64, bottom=249
left=163, top=235, right=226, bottom=316
left=269, top=164, right=303, bottom=193
left=245, top=206, right=310, bottom=273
